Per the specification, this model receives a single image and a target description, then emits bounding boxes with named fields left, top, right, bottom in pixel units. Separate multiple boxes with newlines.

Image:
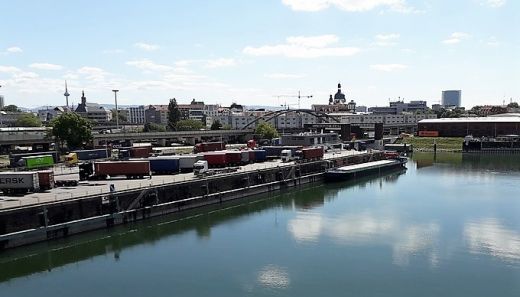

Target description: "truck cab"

left=281, top=150, right=296, bottom=162
left=65, top=153, right=78, bottom=167
left=193, top=160, right=209, bottom=176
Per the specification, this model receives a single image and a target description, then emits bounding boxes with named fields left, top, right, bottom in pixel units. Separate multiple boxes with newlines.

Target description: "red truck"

left=194, top=142, right=225, bottom=153
left=203, top=152, right=227, bottom=168
left=80, top=161, right=151, bottom=180
left=130, top=146, right=152, bottom=158
left=300, top=147, right=324, bottom=161
left=225, top=151, right=242, bottom=166
left=37, top=170, right=55, bottom=191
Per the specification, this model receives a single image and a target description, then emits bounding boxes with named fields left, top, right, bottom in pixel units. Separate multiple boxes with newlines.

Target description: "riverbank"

left=396, top=137, right=463, bottom=152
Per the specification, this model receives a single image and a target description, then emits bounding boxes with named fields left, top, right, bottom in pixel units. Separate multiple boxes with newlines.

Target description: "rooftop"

left=420, top=116, right=520, bottom=124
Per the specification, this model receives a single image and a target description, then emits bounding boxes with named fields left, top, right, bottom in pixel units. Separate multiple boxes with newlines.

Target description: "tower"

left=81, top=90, right=86, bottom=105
left=64, top=81, right=70, bottom=108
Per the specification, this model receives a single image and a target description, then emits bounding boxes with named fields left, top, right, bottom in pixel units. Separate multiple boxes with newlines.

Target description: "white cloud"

left=6, top=46, right=23, bottom=53
left=0, top=65, right=21, bottom=73
left=134, top=42, right=160, bottom=51
left=243, top=34, right=360, bottom=58
left=465, top=218, right=520, bottom=261
left=374, top=33, right=400, bottom=46
left=29, top=63, right=63, bottom=71
left=370, top=64, right=408, bottom=72
left=205, top=58, right=237, bottom=68
left=282, top=0, right=414, bottom=12
left=126, top=59, right=173, bottom=72
left=486, top=36, right=501, bottom=47
left=265, top=73, right=305, bottom=79
left=77, top=66, right=109, bottom=81
left=484, top=0, right=506, bottom=8
left=442, top=32, right=471, bottom=44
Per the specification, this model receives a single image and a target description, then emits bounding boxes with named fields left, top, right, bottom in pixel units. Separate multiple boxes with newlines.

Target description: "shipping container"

left=225, top=151, right=242, bottom=166
left=10, top=151, right=59, bottom=167
left=240, top=151, right=250, bottom=164
left=73, top=149, right=110, bottom=160
left=23, top=155, right=54, bottom=170
left=178, top=155, right=203, bottom=172
left=203, top=152, right=227, bottom=167
left=37, top=170, right=55, bottom=190
left=301, top=147, right=324, bottom=161
left=91, top=161, right=151, bottom=179
left=149, top=157, right=180, bottom=174
left=130, top=147, right=152, bottom=158
left=253, top=150, right=267, bottom=162
left=0, top=172, right=40, bottom=194
left=194, top=142, right=226, bottom=153
left=262, top=146, right=302, bottom=158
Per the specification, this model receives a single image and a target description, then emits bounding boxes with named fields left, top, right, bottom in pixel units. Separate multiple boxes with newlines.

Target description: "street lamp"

left=112, top=89, right=119, bottom=129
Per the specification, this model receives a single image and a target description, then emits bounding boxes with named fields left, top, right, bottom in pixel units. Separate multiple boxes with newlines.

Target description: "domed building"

left=313, top=83, right=356, bottom=113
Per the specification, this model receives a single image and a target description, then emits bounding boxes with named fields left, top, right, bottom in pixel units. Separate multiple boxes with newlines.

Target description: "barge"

left=325, top=157, right=407, bottom=182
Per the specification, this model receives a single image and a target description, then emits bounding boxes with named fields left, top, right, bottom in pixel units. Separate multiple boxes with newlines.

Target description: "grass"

left=396, top=137, right=464, bottom=152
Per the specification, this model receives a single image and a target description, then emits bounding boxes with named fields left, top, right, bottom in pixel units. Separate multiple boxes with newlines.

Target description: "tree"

left=255, top=122, right=279, bottom=139
left=210, top=119, right=222, bottom=130
left=15, top=113, right=42, bottom=127
left=2, top=104, right=20, bottom=112
left=167, top=98, right=181, bottom=130
left=111, top=109, right=128, bottom=123
left=175, top=119, right=204, bottom=131
left=50, top=112, right=92, bottom=149
left=143, top=122, right=166, bottom=132
left=507, top=102, right=519, bottom=108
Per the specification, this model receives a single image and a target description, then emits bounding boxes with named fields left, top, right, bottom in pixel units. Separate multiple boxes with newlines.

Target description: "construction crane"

left=273, top=91, right=313, bottom=110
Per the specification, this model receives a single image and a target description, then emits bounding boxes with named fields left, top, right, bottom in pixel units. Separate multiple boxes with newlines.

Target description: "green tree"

left=175, top=119, right=204, bottom=131
left=111, top=109, right=128, bottom=123
left=1, top=104, right=20, bottom=112
left=221, top=124, right=232, bottom=130
left=50, top=112, right=92, bottom=149
left=507, top=102, right=519, bottom=108
left=15, top=113, right=42, bottom=127
left=167, top=98, right=181, bottom=130
left=210, top=119, right=222, bottom=130
left=143, top=122, right=167, bottom=132
left=255, top=122, right=279, bottom=139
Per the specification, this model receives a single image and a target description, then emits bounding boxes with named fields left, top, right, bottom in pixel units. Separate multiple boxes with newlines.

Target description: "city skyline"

left=0, top=0, right=518, bottom=108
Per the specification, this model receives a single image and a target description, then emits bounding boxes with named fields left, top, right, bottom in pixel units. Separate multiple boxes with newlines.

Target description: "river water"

left=1, top=153, right=520, bottom=296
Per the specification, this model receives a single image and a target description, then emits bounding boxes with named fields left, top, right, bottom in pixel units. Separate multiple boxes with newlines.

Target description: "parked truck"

left=10, top=151, right=59, bottom=168
left=0, top=172, right=40, bottom=195
left=79, top=161, right=151, bottom=180
left=178, top=155, right=203, bottom=172
left=193, top=142, right=225, bottom=153
left=193, top=160, right=239, bottom=178
left=262, top=146, right=302, bottom=158
left=299, top=147, right=324, bottom=161
left=66, top=149, right=110, bottom=166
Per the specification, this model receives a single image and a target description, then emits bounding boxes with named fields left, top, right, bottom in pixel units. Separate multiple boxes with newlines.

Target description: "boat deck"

left=331, top=159, right=402, bottom=174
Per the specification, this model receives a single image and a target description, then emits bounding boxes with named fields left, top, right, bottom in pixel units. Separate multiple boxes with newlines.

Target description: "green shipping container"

left=23, top=155, right=54, bottom=169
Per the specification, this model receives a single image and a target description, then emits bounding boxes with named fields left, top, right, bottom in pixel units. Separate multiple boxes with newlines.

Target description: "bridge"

left=241, top=109, right=340, bottom=130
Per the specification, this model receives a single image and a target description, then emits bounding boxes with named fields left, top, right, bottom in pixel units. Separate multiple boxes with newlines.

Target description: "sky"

left=0, top=0, right=519, bottom=109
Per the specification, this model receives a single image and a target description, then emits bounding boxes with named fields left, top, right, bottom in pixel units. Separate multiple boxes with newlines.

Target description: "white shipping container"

left=0, top=172, right=40, bottom=191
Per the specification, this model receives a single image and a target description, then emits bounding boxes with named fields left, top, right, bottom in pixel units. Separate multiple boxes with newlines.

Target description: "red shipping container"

left=94, top=161, right=150, bottom=178
left=37, top=170, right=55, bottom=190
left=225, top=151, right=241, bottom=165
left=194, top=142, right=225, bottom=153
left=302, top=147, right=324, bottom=160
left=130, top=147, right=152, bottom=158
left=203, top=152, right=227, bottom=167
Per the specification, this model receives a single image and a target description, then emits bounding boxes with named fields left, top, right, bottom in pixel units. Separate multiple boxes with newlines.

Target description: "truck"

left=79, top=161, right=151, bottom=180
left=299, top=147, right=324, bottom=161
left=240, top=151, right=250, bottom=165
left=37, top=170, right=55, bottom=190
left=149, top=156, right=180, bottom=174
left=281, top=150, right=297, bottom=162
left=262, top=146, right=302, bottom=159
left=225, top=151, right=242, bottom=166
left=151, top=147, right=177, bottom=156
left=253, top=150, right=267, bottom=162
left=193, top=160, right=239, bottom=178
left=10, top=151, right=59, bottom=167
left=130, top=147, right=152, bottom=158
left=178, top=155, right=203, bottom=172
left=66, top=149, right=111, bottom=166
left=22, top=155, right=54, bottom=170
left=193, top=142, right=225, bottom=153
left=0, top=172, right=40, bottom=195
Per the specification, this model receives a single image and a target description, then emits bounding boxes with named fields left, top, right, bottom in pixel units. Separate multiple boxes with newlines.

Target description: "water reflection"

left=257, top=265, right=290, bottom=289
left=464, top=218, right=520, bottom=263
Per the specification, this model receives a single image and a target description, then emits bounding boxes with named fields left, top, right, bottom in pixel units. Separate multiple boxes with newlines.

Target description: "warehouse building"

left=418, top=115, right=520, bottom=137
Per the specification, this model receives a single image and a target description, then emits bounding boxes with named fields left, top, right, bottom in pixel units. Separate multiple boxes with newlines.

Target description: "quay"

left=0, top=150, right=397, bottom=249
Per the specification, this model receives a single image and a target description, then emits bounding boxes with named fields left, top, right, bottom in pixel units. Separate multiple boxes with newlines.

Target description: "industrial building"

left=442, top=90, right=461, bottom=107
left=418, top=115, right=520, bottom=137
left=280, top=132, right=339, bottom=146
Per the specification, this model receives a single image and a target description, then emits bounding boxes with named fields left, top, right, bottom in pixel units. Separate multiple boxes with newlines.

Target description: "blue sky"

left=0, top=0, right=518, bottom=108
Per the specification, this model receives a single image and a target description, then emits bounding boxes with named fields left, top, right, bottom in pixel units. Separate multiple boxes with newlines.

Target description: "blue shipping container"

left=74, top=149, right=110, bottom=160
left=253, top=150, right=267, bottom=162
left=149, top=157, right=180, bottom=174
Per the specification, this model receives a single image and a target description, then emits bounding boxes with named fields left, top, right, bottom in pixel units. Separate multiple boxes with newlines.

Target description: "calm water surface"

left=1, top=153, right=520, bottom=296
